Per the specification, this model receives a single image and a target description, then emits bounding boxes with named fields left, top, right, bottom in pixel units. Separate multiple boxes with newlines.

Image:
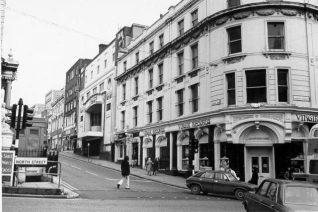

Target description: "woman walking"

left=117, top=156, right=130, bottom=189
left=146, top=157, right=153, bottom=176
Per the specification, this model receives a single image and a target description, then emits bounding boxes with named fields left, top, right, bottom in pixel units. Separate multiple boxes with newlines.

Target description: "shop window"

left=227, top=25, right=242, bottom=54
left=159, top=146, right=169, bottom=169
left=119, top=144, right=124, bottom=158
left=277, top=69, right=288, bottom=102
left=246, top=69, right=267, bottom=103
left=182, top=145, right=189, bottom=170
left=268, top=22, right=285, bottom=50
left=199, top=143, right=209, bottom=167
left=226, top=72, right=236, bottom=105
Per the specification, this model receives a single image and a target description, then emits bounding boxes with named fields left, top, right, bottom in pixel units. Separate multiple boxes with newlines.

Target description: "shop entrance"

left=246, top=147, right=273, bottom=185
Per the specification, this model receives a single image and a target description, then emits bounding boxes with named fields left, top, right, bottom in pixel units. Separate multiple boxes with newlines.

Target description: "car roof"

left=204, top=170, right=231, bottom=174
left=262, top=178, right=318, bottom=188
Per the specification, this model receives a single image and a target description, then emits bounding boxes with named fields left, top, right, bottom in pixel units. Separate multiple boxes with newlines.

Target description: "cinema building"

left=114, top=0, right=318, bottom=181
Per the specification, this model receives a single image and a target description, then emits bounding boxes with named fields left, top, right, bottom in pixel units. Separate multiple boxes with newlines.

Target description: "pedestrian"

left=153, top=158, right=159, bottom=176
left=117, top=156, right=130, bottom=189
left=284, top=167, right=291, bottom=180
left=228, top=167, right=239, bottom=180
left=146, top=157, right=153, bottom=176
left=249, top=168, right=259, bottom=185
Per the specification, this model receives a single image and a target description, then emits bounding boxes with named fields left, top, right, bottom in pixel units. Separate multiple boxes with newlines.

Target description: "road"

left=2, top=155, right=246, bottom=212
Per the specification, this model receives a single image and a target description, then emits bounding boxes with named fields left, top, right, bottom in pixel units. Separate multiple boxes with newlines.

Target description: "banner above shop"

left=294, top=114, right=318, bottom=123
left=178, top=118, right=211, bottom=130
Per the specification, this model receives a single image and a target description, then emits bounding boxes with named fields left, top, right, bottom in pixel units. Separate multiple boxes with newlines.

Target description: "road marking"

left=104, top=177, right=119, bottom=181
left=85, top=171, right=98, bottom=176
left=61, top=180, right=78, bottom=191
left=71, top=165, right=81, bottom=170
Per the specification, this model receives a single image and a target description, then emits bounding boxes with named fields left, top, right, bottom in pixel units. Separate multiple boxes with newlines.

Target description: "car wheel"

left=190, top=184, right=201, bottom=195
left=234, top=189, right=245, bottom=200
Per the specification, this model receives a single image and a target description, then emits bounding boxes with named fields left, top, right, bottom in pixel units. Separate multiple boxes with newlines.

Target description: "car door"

left=245, top=180, right=272, bottom=211
left=201, top=172, right=215, bottom=193
left=211, top=172, right=229, bottom=195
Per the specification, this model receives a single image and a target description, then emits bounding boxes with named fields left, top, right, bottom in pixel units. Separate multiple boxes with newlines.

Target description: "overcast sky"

left=3, top=0, right=180, bottom=106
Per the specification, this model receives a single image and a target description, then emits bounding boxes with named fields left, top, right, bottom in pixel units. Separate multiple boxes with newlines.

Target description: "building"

left=48, top=89, right=64, bottom=150
left=77, top=24, right=147, bottom=160
left=31, top=104, right=46, bottom=118
left=64, top=59, right=91, bottom=151
left=114, top=0, right=318, bottom=181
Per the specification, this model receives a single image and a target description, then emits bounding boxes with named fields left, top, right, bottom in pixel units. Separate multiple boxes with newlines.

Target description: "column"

left=169, top=132, right=173, bottom=170
left=4, top=80, right=12, bottom=107
left=214, top=141, right=220, bottom=170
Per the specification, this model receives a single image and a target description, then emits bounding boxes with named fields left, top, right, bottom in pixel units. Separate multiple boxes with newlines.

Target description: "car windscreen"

left=224, top=173, right=237, bottom=181
left=284, top=186, right=318, bottom=206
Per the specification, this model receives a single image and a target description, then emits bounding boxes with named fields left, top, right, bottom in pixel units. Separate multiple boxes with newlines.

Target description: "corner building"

left=115, top=0, right=318, bottom=181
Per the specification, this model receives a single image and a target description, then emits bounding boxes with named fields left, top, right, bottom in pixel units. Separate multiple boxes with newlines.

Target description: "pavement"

left=2, top=151, right=188, bottom=199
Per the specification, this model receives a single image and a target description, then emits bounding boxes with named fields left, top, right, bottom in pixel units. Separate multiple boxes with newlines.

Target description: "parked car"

left=243, top=179, right=318, bottom=212
left=185, top=170, right=257, bottom=200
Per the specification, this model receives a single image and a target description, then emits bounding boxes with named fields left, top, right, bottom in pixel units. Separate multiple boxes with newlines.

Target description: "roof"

left=262, top=178, right=318, bottom=187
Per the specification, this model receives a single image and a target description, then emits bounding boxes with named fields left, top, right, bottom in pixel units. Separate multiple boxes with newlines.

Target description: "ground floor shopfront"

left=114, top=109, right=318, bottom=182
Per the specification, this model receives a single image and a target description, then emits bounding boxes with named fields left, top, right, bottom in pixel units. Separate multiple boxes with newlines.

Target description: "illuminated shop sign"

left=296, top=114, right=318, bottom=123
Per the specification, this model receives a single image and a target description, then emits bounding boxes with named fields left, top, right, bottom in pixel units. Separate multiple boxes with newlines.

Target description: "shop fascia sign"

left=143, top=128, right=165, bottom=136
left=15, top=157, right=48, bottom=166
left=295, top=114, right=318, bottom=123
left=178, top=118, right=210, bottom=130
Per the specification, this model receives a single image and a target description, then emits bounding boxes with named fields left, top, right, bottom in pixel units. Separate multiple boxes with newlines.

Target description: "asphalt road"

left=2, top=155, right=246, bottom=212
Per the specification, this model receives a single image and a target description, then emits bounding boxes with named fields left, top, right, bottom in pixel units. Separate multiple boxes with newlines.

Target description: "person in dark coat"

left=153, top=158, right=159, bottom=176
left=117, top=156, right=130, bottom=189
left=249, top=168, right=259, bottom=185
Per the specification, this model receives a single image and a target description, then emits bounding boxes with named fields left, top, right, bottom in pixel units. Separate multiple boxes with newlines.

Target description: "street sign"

left=2, top=151, right=15, bottom=186
left=15, top=157, right=48, bottom=166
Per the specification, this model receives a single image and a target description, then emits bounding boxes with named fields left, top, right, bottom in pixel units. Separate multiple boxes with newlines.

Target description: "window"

left=191, top=44, right=198, bottom=69
left=106, top=103, right=111, bottom=111
left=149, top=69, right=153, bottom=89
left=190, top=84, right=199, bottom=113
left=178, top=19, right=184, bottom=36
left=176, top=89, right=184, bottom=116
left=87, top=92, right=90, bottom=99
left=268, top=22, right=285, bottom=50
left=133, top=106, right=138, bottom=127
left=277, top=69, right=288, bottom=102
left=159, top=34, right=164, bottom=48
left=147, top=101, right=153, bottom=123
left=121, top=111, right=125, bottom=130
left=228, top=0, right=240, bottom=8
left=246, top=69, right=267, bottom=103
left=135, top=51, right=139, bottom=64
left=149, top=41, right=154, bottom=54
left=81, top=96, right=84, bottom=102
left=257, top=181, right=271, bottom=196
left=177, top=51, right=184, bottom=75
left=191, top=9, right=198, bottom=27
left=80, top=115, right=83, bottom=122
left=158, top=63, right=163, bottom=84
left=122, top=84, right=126, bottom=100
left=266, top=183, right=278, bottom=201
left=104, top=59, right=107, bottom=68
left=90, top=112, right=101, bottom=127
left=134, top=77, right=139, bottom=95
left=91, top=70, right=93, bottom=79
left=226, top=73, right=236, bottom=105
left=30, top=129, right=39, bottom=135
left=97, top=65, right=100, bottom=74
left=93, top=87, right=97, bottom=94
left=123, top=61, right=127, bottom=72
left=227, top=26, right=242, bottom=54
left=99, top=82, right=104, bottom=92
left=157, top=97, right=163, bottom=121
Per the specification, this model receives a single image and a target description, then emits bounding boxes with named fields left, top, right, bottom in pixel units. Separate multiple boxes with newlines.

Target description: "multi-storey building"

left=31, top=104, right=46, bottom=118
left=78, top=24, right=146, bottom=160
left=64, top=59, right=91, bottom=151
left=49, top=89, right=64, bottom=150
left=115, top=0, right=318, bottom=181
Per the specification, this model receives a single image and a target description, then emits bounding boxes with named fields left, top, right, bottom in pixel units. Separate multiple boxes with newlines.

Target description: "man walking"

left=117, top=156, right=130, bottom=189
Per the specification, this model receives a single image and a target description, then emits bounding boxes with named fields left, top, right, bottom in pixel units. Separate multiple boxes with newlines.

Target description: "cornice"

left=115, top=2, right=318, bottom=83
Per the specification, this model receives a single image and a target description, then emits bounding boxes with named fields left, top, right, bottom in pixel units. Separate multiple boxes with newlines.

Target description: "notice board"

left=2, top=151, right=15, bottom=186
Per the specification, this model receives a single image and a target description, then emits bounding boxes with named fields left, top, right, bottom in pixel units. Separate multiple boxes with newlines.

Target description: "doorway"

left=246, top=146, right=273, bottom=185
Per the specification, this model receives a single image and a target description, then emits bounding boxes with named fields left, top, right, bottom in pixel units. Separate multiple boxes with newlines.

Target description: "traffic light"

left=22, top=105, right=34, bottom=129
left=194, top=139, right=199, bottom=153
left=5, top=104, right=17, bottom=128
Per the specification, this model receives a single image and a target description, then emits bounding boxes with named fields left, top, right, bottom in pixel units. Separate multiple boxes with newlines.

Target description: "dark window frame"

left=246, top=69, right=267, bottom=103
left=267, top=22, right=285, bottom=51
left=191, top=44, right=198, bottom=69
left=226, top=72, right=236, bottom=105
left=178, top=19, right=184, bottom=36
left=277, top=69, right=289, bottom=102
left=133, top=106, right=138, bottom=127
left=227, top=25, right=242, bottom=54
left=158, top=63, right=164, bottom=85
left=191, top=9, right=198, bottom=27
left=177, top=51, right=184, bottom=75
left=176, top=89, right=184, bottom=116
left=190, top=83, right=199, bottom=113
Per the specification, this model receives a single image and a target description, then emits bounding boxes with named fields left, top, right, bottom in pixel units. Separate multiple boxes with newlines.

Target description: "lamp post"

left=87, top=143, right=90, bottom=162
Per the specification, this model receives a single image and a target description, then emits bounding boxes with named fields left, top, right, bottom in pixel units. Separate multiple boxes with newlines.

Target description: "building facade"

left=64, top=59, right=91, bottom=151
left=115, top=0, right=318, bottom=181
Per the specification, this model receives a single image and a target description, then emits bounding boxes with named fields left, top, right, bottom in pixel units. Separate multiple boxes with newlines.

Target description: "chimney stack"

left=98, top=44, right=108, bottom=54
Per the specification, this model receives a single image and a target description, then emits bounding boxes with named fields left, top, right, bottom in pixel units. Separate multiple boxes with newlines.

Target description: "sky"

left=3, top=0, right=180, bottom=107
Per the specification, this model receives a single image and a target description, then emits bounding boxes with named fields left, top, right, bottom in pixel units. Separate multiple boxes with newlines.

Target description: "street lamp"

left=87, top=143, right=90, bottom=162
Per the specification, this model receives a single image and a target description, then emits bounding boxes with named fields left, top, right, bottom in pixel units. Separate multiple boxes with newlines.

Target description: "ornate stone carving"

left=233, top=11, right=252, bottom=20
left=255, top=9, right=275, bottom=16
left=280, top=9, right=298, bottom=16
left=222, top=54, right=246, bottom=64
left=192, top=30, right=201, bottom=39
left=215, top=16, right=229, bottom=25
left=183, top=36, right=191, bottom=45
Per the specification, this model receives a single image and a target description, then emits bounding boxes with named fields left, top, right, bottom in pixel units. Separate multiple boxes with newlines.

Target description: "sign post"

left=2, top=151, right=15, bottom=186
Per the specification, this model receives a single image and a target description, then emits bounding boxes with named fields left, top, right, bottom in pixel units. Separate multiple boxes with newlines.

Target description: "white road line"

left=85, top=171, right=98, bottom=176
left=104, top=177, right=119, bottom=181
left=61, top=180, right=78, bottom=191
left=70, top=165, right=81, bottom=170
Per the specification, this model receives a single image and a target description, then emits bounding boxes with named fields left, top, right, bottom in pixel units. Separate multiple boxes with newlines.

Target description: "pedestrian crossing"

left=61, top=180, right=78, bottom=191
